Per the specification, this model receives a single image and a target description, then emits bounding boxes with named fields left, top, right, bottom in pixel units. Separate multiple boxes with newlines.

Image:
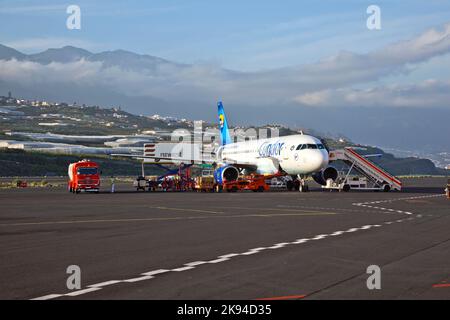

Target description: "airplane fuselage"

left=217, top=134, right=329, bottom=175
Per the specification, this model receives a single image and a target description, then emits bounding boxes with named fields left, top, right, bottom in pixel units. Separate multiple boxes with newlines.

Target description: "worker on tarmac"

left=110, top=176, right=116, bottom=193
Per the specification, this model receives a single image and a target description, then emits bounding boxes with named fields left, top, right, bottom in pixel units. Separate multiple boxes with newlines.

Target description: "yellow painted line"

left=153, top=206, right=224, bottom=214
left=153, top=205, right=336, bottom=216
left=229, top=212, right=337, bottom=217
left=0, top=212, right=337, bottom=227
left=225, top=206, right=335, bottom=214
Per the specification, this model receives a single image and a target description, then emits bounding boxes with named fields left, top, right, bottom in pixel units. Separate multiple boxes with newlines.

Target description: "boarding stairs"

left=329, top=148, right=402, bottom=191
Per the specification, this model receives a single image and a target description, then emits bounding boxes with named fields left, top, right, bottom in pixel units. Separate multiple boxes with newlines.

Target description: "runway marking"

left=156, top=205, right=338, bottom=216
left=65, top=287, right=102, bottom=297
left=352, top=194, right=443, bottom=218
left=185, top=261, right=208, bottom=267
left=31, top=294, right=62, bottom=300
left=88, top=280, right=121, bottom=288
left=256, top=294, right=306, bottom=300
left=142, top=269, right=170, bottom=276
left=0, top=212, right=337, bottom=227
left=276, top=205, right=385, bottom=214
left=30, top=193, right=444, bottom=300
left=154, top=207, right=224, bottom=214
left=225, top=207, right=335, bottom=214
left=30, top=222, right=387, bottom=300
left=124, top=275, right=154, bottom=283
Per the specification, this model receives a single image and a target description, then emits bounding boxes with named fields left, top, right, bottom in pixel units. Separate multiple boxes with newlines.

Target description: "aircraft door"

left=281, top=144, right=291, bottom=161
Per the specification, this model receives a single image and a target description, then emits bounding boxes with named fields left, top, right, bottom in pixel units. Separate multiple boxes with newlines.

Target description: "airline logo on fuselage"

left=258, top=140, right=284, bottom=157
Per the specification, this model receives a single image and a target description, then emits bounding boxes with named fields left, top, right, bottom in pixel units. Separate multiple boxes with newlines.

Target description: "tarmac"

left=0, top=177, right=449, bottom=300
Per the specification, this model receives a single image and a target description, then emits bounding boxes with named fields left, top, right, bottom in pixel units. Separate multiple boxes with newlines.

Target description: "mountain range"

left=0, top=44, right=178, bottom=69
left=0, top=43, right=449, bottom=155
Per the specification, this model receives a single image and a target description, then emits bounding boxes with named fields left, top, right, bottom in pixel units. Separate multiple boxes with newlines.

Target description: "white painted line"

left=31, top=193, right=441, bottom=300
left=250, top=247, right=267, bottom=252
left=268, top=243, right=289, bottom=249
left=241, top=250, right=260, bottom=255
left=185, top=261, right=208, bottom=267
left=218, top=253, right=240, bottom=259
left=124, top=275, right=154, bottom=283
left=141, top=269, right=170, bottom=276
left=207, top=258, right=230, bottom=264
left=88, top=280, right=122, bottom=288
left=292, top=239, right=308, bottom=244
left=65, top=287, right=102, bottom=297
left=172, top=266, right=195, bottom=272
left=31, top=294, right=63, bottom=300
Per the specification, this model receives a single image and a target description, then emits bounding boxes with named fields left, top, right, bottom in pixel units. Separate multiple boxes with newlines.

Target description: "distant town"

left=0, top=92, right=200, bottom=155
left=0, top=93, right=448, bottom=176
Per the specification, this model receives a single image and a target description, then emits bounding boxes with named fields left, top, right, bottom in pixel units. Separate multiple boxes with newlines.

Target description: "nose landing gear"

left=292, top=174, right=309, bottom=192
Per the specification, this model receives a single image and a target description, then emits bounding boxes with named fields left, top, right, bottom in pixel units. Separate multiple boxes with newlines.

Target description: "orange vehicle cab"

left=223, top=175, right=270, bottom=192
left=68, top=159, right=100, bottom=193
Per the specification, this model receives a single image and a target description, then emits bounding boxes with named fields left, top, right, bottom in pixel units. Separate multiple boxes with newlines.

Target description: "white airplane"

left=212, top=102, right=331, bottom=191
left=114, top=102, right=334, bottom=191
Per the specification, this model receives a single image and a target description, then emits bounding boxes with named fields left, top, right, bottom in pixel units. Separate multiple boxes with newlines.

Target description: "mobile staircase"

left=327, top=148, right=402, bottom=192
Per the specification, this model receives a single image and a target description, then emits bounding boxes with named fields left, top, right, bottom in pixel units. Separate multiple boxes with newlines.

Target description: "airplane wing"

left=110, top=153, right=216, bottom=164
left=111, top=152, right=279, bottom=172
left=111, top=153, right=260, bottom=171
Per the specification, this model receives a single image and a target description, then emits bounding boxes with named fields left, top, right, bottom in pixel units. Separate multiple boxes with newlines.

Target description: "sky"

left=1, top=0, right=450, bottom=71
left=1, top=0, right=450, bottom=152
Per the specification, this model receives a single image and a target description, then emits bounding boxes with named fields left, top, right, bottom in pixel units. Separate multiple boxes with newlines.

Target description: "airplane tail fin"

left=217, top=101, right=232, bottom=145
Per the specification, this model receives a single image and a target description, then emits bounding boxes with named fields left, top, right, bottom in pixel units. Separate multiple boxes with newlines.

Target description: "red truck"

left=68, top=159, right=100, bottom=193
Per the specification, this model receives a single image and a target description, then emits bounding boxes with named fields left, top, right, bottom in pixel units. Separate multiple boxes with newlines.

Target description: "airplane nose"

left=308, top=150, right=329, bottom=172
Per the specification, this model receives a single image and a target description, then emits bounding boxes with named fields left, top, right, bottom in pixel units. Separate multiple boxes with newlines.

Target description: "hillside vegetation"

left=0, top=149, right=164, bottom=177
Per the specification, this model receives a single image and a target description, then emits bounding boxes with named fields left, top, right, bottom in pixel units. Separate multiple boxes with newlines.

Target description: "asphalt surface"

left=0, top=177, right=449, bottom=300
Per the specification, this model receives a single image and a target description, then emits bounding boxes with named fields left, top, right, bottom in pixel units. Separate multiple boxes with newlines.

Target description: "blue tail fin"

left=217, top=101, right=232, bottom=145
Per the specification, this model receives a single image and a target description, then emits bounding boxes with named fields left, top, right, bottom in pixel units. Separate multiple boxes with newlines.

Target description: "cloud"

left=0, top=59, right=103, bottom=85
left=1, top=23, right=450, bottom=108
left=294, top=80, right=450, bottom=108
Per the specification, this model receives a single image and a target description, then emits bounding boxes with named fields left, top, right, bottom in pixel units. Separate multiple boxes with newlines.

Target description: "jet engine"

left=312, top=166, right=338, bottom=186
left=214, top=165, right=239, bottom=184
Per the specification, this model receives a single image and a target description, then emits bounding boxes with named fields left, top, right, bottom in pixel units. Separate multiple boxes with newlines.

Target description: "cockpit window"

left=297, top=143, right=325, bottom=150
